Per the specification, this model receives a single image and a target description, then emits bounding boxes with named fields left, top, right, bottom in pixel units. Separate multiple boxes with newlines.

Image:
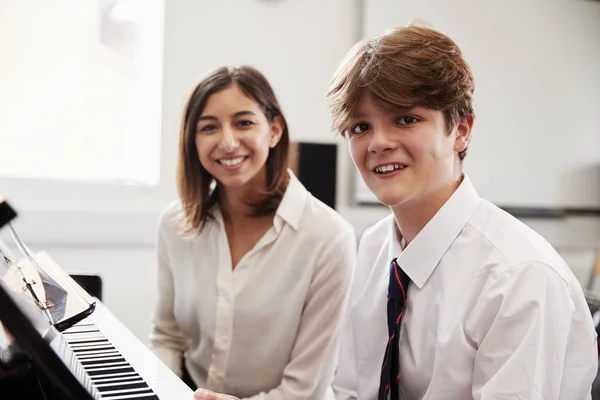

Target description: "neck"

left=219, top=188, right=255, bottom=227
left=218, top=166, right=269, bottom=229
left=393, top=173, right=463, bottom=245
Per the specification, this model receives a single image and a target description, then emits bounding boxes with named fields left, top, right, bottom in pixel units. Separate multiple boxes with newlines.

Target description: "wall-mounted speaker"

left=289, top=142, right=337, bottom=210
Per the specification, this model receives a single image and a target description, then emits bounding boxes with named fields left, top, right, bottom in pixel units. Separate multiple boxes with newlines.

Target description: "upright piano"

left=0, top=281, right=193, bottom=400
left=0, top=197, right=193, bottom=399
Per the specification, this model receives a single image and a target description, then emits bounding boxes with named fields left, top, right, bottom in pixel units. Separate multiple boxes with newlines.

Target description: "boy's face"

left=347, top=96, right=471, bottom=211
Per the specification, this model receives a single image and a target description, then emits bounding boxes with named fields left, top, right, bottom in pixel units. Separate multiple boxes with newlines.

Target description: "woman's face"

left=195, top=83, right=283, bottom=190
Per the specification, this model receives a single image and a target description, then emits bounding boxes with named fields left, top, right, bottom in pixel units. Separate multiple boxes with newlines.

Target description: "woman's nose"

left=217, top=127, right=239, bottom=152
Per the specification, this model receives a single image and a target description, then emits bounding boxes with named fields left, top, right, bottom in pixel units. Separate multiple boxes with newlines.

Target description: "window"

left=0, top=0, right=164, bottom=185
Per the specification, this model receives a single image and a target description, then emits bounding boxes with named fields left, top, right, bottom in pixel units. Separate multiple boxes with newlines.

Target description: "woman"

left=150, top=65, right=356, bottom=400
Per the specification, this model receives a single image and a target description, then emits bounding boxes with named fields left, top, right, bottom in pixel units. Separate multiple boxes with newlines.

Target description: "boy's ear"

left=454, top=114, right=474, bottom=153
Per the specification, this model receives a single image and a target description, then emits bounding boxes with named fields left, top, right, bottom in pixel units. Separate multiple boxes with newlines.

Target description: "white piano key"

left=86, top=363, right=131, bottom=372
left=95, top=379, right=145, bottom=387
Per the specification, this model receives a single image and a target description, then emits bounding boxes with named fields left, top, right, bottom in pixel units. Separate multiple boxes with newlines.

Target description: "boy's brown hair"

left=177, top=65, right=290, bottom=234
left=327, top=24, right=475, bottom=160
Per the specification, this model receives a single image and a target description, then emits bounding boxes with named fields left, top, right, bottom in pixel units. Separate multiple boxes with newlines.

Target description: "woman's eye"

left=396, top=116, right=419, bottom=125
left=237, top=120, right=254, bottom=128
left=350, top=122, right=370, bottom=135
left=198, top=124, right=216, bottom=133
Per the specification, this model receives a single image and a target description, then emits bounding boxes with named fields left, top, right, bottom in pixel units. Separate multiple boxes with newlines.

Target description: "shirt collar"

left=273, top=169, right=309, bottom=233
left=390, top=175, right=481, bottom=289
left=212, top=169, right=308, bottom=233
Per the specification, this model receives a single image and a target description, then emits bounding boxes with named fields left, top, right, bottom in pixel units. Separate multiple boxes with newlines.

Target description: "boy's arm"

left=468, top=262, right=597, bottom=399
left=332, top=300, right=359, bottom=400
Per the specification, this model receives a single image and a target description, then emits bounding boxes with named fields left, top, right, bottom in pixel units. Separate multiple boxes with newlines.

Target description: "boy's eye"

left=396, top=116, right=419, bottom=125
left=350, top=122, right=370, bottom=135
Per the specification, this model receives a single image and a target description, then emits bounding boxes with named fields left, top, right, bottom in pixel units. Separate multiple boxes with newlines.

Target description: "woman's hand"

left=193, top=388, right=239, bottom=400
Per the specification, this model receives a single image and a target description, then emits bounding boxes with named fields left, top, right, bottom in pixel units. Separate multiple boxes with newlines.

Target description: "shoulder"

left=299, top=195, right=357, bottom=245
left=358, top=213, right=394, bottom=254
left=157, top=200, right=185, bottom=239
left=351, top=213, right=394, bottom=279
left=477, top=260, right=594, bottom=337
left=467, top=200, right=575, bottom=283
left=465, top=203, right=592, bottom=326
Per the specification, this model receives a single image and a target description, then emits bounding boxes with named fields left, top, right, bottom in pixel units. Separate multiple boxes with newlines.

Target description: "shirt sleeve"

left=148, top=217, right=189, bottom=377
left=331, top=297, right=359, bottom=400
left=467, top=261, right=597, bottom=399
left=243, top=228, right=357, bottom=400
left=331, top=227, right=375, bottom=400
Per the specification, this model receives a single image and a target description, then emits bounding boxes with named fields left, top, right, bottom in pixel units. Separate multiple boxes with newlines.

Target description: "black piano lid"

left=0, top=278, right=96, bottom=400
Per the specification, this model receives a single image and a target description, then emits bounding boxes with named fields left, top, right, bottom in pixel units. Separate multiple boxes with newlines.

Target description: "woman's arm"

left=149, top=217, right=189, bottom=377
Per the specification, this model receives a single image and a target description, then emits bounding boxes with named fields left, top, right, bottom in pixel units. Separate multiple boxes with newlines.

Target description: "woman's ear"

left=269, top=116, right=284, bottom=148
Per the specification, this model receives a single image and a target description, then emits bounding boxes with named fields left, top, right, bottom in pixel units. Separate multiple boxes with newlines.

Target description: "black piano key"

left=102, top=388, right=154, bottom=398
left=77, top=351, right=122, bottom=361
left=81, top=357, right=126, bottom=366
left=79, top=356, right=123, bottom=364
left=96, top=381, right=148, bottom=392
left=103, top=393, right=155, bottom=399
left=73, top=347, right=118, bottom=353
left=69, top=339, right=111, bottom=345
left=103, top=394, right=158, bottom=400
left=86, top=363, right=131, bottom=373
left=88, top=367, right=135, bottom=377
left=73, top=345, right=116, bottom=353
left=64, top=328, right=101, bottom=334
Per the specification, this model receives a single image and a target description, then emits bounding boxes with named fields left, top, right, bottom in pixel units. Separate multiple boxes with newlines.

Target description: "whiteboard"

left=357, top=0, right=600, bottom=208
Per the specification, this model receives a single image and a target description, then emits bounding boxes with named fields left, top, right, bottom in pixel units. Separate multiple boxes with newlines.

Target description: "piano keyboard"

left=60, top=322, right=160, bottom=400
left=44, top=299, right=192, bottom=400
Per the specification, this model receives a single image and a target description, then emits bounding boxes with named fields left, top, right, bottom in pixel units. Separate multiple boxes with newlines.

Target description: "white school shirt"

left=333, top=175, right=598, bottom=400
left=150, top=171, right=356, bottom=400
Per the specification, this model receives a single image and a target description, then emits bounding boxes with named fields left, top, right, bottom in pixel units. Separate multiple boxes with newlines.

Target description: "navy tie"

left=378, top=258, right=410, bottom=400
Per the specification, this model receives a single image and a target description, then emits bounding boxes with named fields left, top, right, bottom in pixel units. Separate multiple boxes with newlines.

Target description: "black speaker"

left=290, top=142, right=337, bottom=209
left=0, top=197, right=17, bottom=229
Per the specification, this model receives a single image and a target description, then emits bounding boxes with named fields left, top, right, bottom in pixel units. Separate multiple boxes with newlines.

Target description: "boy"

left=328, top=24, right=598, bottom=399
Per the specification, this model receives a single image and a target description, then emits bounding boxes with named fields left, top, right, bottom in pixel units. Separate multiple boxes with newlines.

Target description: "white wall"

left=3, top=0, right=361, bottom=343
left=339, top=0, right=600, bottom=305
left=358, top=0, right=600, bottom=208
left=3, top=0, right=600, bottom=344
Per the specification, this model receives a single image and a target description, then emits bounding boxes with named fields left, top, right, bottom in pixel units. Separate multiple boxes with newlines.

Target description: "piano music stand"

left=0, top=269, right=97, bottom=400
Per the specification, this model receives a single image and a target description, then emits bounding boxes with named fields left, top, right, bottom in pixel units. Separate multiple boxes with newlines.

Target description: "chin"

left=217, top=175, right=250, bottom=188
left=370, top=187, right=409, bottom=208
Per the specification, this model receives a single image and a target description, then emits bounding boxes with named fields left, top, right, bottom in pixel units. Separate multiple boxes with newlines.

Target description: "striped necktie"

left=378, top=258, right=410, bottom=400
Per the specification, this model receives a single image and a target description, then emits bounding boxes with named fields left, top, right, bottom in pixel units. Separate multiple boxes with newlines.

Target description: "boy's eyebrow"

left=384, top=105, right=415, bottom=115
left=350, top=106, right=415, bottom=119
